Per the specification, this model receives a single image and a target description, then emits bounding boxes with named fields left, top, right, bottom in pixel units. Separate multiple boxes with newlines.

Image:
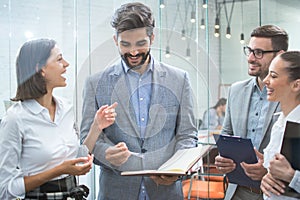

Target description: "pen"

left=130, top=151, right=144, bottom=159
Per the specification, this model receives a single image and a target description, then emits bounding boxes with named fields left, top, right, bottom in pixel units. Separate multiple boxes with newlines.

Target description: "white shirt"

left=263, top=104, right=300, bottom=200
left=0, top=96, right=88, bottom=199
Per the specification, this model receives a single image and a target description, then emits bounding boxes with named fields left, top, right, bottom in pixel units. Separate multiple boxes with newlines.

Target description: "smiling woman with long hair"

left=261, top=51, right=300, bottom=200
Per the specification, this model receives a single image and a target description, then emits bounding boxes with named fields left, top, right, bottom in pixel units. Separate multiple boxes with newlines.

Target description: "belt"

left=239, top=185, right=262, bottom=195
left=23, top=185, right=89, bottom=200
left=25, top=175, right=76, bottom=198
left=39, top=175, right=76, bottom=192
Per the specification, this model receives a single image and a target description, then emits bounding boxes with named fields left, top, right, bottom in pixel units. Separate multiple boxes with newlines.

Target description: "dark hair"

left=280, top=51, right=300, bottom=81
left=213, top=98, right=227, bottom=109
left=11, top=38, right=56, bottom=101
left=110, top=2, right=155, bottom=36
left=250, top=25, right=289, bottom=51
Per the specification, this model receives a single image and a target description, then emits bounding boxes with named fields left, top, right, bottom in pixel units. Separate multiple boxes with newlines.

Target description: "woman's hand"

left=24, top=155, right=94, bottom=192
left=60, top=154, right=94, bottom=176
left=93, top=102, right=118, bottom=132
left=261, top=172, right=286, bottom=197
left=269, top=153, right=295, bottom=183
left=84, top=102, right=118, bottom=153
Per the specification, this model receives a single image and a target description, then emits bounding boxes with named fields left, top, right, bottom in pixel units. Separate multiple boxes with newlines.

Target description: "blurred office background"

left=0, top=0, right=299, bottom=199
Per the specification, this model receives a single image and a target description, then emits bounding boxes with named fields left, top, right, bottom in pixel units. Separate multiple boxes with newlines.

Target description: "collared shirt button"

left=141, top=118, right=145, bottom=121
left=140, top=97, right=144, bottom=101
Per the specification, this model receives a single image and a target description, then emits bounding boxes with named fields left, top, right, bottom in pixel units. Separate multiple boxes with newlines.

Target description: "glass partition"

left=1, top=0, right=300, bottom=199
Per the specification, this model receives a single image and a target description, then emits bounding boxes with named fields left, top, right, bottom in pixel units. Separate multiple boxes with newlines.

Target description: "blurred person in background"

left=200, top=97, right=227, bottom=130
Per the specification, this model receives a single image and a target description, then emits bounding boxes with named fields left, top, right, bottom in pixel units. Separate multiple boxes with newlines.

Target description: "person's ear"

left=276, top=50, right=285, bottom=56
left=40, top=68, right=46, bottom=77
left=113, top=34, right=118, bottom=46
left=150, top=34, right=155, bottom=45
left=292, top=79, right=300, bottom=92
left=296, top=79, right=300, bottom=88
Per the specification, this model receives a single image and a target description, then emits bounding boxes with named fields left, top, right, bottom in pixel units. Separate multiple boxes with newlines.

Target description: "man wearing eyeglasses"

left=215, top=25, right=289, bottom=200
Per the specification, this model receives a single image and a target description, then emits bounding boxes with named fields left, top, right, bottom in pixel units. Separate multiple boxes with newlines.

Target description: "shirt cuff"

left=8, top=176, right=25, bottom=198
left=289, top=170, right=300, bottom=193
left=77, top=145, right=89, bottom=157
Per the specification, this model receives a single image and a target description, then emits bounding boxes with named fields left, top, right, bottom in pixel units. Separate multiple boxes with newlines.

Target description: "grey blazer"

left=221, top=78, right=280, bottom=200
left=80, top=59, right=198, bottom=200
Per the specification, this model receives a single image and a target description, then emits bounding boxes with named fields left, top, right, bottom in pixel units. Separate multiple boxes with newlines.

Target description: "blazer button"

left=141, top=148, right=147, bottom=153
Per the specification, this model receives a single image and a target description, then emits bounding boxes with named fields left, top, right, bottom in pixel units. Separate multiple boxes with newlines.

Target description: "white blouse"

left=0, top=96, right=88, bottom=199
left=263, top=104, right=300, bottom=200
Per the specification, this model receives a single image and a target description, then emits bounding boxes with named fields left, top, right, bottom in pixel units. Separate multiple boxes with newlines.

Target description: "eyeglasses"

left=243, top=46, right=280, bottom=59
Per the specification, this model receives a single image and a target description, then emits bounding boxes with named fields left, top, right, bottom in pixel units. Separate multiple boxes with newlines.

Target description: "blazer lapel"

left=259, top=101, right=280, bottom=143
left=110, top=64, right=140, bottom=137
left=144, top=61, right=167, bottom=138
left=238, top=81, right=253, bottom=138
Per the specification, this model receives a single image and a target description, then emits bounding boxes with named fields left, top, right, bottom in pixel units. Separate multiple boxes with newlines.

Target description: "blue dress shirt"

left=122, top=58, right=154, bottom=200
left=247, top=79, right=269, bottom=149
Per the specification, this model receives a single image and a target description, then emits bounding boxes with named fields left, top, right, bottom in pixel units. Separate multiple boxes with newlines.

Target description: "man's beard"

left=248, top=62, right=268, bottom=81
left=121, top=50, right=150, bottom=70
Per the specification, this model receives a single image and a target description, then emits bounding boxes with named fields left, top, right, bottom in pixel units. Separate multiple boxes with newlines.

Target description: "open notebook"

left=121, top=145, right=212, bottom=176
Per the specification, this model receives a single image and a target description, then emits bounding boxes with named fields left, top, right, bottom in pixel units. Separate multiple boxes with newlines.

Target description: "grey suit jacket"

left=80, top=59, right=197, bottom=200
left=221, top=78, right=280, bottom=200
